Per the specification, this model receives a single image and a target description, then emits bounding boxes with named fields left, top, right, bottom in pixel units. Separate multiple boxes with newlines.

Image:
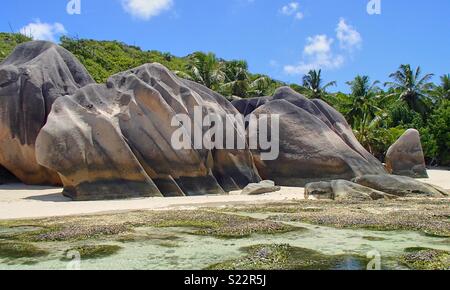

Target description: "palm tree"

left=302, top=69, right=337, bottom=100
left=221, top=60, right=250, bottom=97
left=247, top=76, right=274, bottom=97
left=184, top=52, right=225, bottom=90
left=385, top=64, right=434, bottom=115
left=332, top=75, right=389, bottom=153
left=220, top=61, right=272, bottom=98
left=433, top=74, right=450, bottom=101
left=345, top=75, right=382, bottom=126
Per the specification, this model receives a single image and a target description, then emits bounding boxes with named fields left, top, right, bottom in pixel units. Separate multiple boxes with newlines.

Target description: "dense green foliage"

left=332, top=68, right=449, bottom=164
left=0, top=33, right=448, bottom=165
left=59, top=36, right=285, bottom=98
left=59, top=36, right=188, bottom=83
left=0, top=33, right=31, bottom=62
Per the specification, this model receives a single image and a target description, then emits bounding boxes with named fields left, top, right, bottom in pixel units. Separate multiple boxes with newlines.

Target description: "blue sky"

left=1, top=0, right=449, bottom=92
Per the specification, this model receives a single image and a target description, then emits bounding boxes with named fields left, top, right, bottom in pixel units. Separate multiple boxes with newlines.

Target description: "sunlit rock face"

left=233, top=87, right=387, bottom=186
left=0, top=41, right=94, bottom=185
left=36, top=63, right=261, bottom=200
left=385, top=129, right=428, bottom=178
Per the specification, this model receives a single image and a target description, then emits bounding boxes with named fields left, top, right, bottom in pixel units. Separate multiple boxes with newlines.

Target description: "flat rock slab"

left=353, top=174, right=448, bottom=198
left=305, top=180, right=396, bottom=201
left=241, top=180, right=281, bottom=195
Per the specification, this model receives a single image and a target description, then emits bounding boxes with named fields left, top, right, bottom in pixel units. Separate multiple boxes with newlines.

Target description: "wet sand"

left=0, top=169, right=448, bottom=220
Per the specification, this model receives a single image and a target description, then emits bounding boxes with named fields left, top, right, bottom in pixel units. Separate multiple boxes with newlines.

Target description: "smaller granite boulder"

left=304, top=182, right=334, bottom=200
left=305, top=180, right=395, bottom=201
left=240, top=180, right=281, bottom=195
left=385, top=129, right=428, bottom=178
left=353, top=175, right=448, bottom=198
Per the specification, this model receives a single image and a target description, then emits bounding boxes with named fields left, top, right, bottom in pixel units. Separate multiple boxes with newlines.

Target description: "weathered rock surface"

left=0, top=41, right=94, bottom=185
left=305, top=180, right=396, bottom=201
left=385, top=129, right=428, bottom=178
left=240, top=180, right=281, bottom=195
left=235, top=87, right=387, bottom=186
left=36, top=63, right=261, bottom=200
left=304, top=182, right=334, bottom=200
left=353, top=175, right=448, bottom=197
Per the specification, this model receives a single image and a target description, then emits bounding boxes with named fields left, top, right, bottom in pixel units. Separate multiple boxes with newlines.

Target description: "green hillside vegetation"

left=0, top=33, right=448, bottom=165
left=0, top=32, right=32, bottom=62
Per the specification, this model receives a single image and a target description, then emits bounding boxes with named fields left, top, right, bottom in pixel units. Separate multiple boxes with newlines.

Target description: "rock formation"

left=385, top=129, right=428, bottom=178
left=305, top=180, right=396, bottom=201
left=353, top=175, right=448, bottom=197
left=36, top=63, right=261, bottom=200
left=0, top=41, right=94, bottom=185
left=3, top=41, right=423, bottom=202
left=233, top=87, right=387, bottom=186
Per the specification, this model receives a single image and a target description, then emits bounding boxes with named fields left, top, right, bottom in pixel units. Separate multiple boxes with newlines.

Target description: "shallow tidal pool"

left=0, top=212, right=449, bottom=270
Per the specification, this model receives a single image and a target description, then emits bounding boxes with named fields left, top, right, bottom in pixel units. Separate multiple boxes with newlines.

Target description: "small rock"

left=241, top=180, right=281, bottom=195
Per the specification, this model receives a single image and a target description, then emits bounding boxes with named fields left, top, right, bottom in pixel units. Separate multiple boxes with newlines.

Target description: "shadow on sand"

left=0, top=183, right=69, bottom=202
left=25, top=193, right=70, bottom=202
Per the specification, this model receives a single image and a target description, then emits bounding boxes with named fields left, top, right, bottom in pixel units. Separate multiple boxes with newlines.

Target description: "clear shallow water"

left=0, top=213, right=449, bottom=270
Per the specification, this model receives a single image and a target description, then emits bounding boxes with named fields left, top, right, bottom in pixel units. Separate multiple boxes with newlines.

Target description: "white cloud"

left=284, top=35, right=344, bottom=74
left=336, top=18, right=362, bottom=51
left=280, top=2, right=304, bottom=20
left=122, top=0, right=173, bottom=20
left=303, top=35, right=333, bottom=56
left=284, top=18, right=362, bottom=75
left=19, top=20, right=67, bottom=42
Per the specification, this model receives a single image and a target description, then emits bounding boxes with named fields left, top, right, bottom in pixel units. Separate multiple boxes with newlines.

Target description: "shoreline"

left=0, top=169, right=448, bottom=221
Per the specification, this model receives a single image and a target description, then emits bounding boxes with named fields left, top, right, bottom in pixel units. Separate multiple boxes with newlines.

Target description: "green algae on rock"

left=262, top=199, right=450, bottom=237
left=362, top=236, right=387, bottom=242
left=399, top=247, right=450, bottom=270
left=146, top=211, right=300, bottom=239
left=206, top=244, right=370, bottom=270
left=0, top=242, right=49, bottom=259
left=0, top=210, right=299, bottom=243
left=61, top=245, right=122, bottom=261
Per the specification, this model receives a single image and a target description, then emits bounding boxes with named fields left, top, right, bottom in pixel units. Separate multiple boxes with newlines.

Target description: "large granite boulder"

left=0, top=41, right=93, bottom=185
left=36, top=63, right=261, bottom=200
left=234, top=87, right=387, bottom=186
left=385, top=129, right=428, bottom=178
left=305, top=180, right=396, bottom=201
left=353, top=175, right=448, bottom=198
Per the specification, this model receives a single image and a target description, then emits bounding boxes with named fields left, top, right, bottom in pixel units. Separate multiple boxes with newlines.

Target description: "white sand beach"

left=0, top=169, right=449, bottom=221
